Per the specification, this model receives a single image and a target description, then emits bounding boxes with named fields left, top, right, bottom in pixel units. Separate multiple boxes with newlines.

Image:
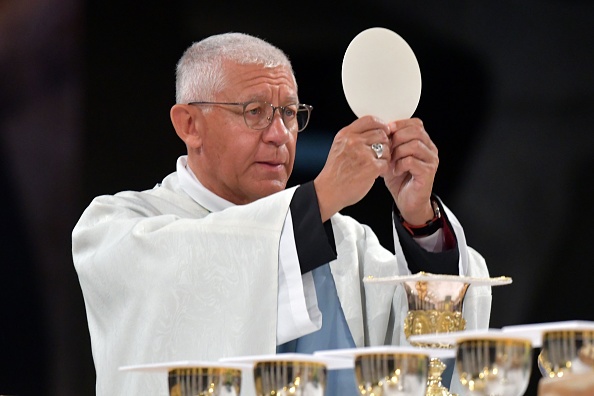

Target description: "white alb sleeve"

left=276, top=211, right=322, bottom=345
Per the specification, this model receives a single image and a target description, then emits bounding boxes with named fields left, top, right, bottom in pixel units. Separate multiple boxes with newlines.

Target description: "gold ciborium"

left=365, top=272, right=512, bottom=396
left=118, top=361, right=246, bottom=396
left=501, top=320, right=594, bottom=382
left=456, top=336, right=532, bottom=396
left=315, top=345, right=455, bottom=396
left=222, top=353, right=339, bottom=396
left=402, top=275, right=469, bottom=347
left=355, top=351, right=429, bottom=396
left=253, top=359, right=326, bottom=396
left=538, top=329, right=594, bottom=378
left=168, top=366, right=242, bottom=396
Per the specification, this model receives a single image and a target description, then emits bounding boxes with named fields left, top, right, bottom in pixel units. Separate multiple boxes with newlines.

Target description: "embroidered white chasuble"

left=73, top=164, right=491, bottom=395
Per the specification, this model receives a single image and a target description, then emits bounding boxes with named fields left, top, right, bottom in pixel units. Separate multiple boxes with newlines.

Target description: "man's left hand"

left=382, top=118, right=439, bottom=225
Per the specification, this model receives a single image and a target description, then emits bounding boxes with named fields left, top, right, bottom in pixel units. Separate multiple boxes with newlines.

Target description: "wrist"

left=398, top=198, right=443, bottom=237
left=399, top=201, right=434, bottom=226
left=313, top=178, right=337, bottom=222
left=395, top=195, right=435, bottom=227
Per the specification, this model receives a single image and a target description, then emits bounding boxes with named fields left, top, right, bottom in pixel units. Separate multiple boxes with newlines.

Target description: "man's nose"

left=261, top=110, right=290, bottom=146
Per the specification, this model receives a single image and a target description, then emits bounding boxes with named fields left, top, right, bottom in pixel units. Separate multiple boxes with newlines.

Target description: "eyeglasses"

left=188, top=101, right=313, bottom=133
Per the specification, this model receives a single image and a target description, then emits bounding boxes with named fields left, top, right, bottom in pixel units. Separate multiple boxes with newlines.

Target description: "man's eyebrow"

left=285, top=95, right=299, bottom=103
left=241, top=94, right=300, bottom=104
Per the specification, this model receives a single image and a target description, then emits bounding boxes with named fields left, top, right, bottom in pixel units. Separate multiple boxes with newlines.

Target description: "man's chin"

left=251, top=180, right=288, bottom=200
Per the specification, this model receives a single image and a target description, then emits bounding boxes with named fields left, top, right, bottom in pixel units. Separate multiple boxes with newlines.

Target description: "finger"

left=389, top=117, right=424, bottom=132
left=368, top=133, right=394, bottom=162
left=390, top=118, right=436, bottom=153
left=342, top=126, right=391, bottom=161
left=392, top=150, right=439, bottom=178
left=335, top=118, right=390, bottom=149
left=351, top=115, right=392, bottom=138
left=363, top=130, right=391, bottom=158
left=390, top=138, right=438, bottom=164
left=335, top=128, right=390, bottom=157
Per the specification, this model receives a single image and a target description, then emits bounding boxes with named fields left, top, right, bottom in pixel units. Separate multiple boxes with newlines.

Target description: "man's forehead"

left=224, top=62, right=294, bottom=81
left=221, top=62, right=298, bottom=100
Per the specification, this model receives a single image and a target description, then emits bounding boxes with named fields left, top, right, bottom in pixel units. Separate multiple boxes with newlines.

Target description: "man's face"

left=193, top=62, right=299, bottom=205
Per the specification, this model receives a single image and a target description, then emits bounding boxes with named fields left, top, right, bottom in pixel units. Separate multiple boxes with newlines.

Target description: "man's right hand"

left=313, top=116, right=392, bottom=222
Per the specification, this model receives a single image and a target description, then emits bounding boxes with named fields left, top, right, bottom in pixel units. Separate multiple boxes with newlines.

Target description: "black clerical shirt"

left=289, top=181, right=459, bottom=275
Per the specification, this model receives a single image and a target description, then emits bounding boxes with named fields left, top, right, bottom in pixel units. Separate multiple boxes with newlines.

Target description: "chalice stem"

left=426, top=358, right=456, bottom=396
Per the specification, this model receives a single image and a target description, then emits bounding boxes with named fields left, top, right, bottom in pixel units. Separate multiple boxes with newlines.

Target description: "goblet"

left=401, top=276, right=470, bottom=346
left=118, top=361, right=247, bottom=396
left=400, top=273, right=481, bottom=396
left=253, top=359, right=326, bottom=396
left=365, top=272, right=512, bottom=396
left=538, top=329, right=594, bottom=378
left=455, top=337, right=532, bottom=396
left=355, top=352, right=429, bottom=396
left=402, top=276, right=470, bottom=396
left=168, top=366, right=242, bottom=396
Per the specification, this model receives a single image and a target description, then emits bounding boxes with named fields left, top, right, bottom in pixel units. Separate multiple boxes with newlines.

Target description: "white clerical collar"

left=176, top=155, right=234, bottom=213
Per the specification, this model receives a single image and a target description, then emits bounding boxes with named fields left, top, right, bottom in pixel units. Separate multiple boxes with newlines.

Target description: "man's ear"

left=170, top=104, right=203, bottom=149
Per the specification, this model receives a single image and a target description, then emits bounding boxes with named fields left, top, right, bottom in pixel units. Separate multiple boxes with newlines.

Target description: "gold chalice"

left=501, top=320, right=594, bottom=381
left=253, top=359, right=326, bottom=396
left=366, top=272, right=512, bottom=396
left=355, top=352, right=429, bottom=396
left=168, top=366, right=242, bottom=396
left=403, top=274, right=472, bottom=396
left=315, top=345, right=454, bottom=396
left=455, top=336, right=532, bottom=396
left=222, top=353, right=336, bottom=396
left=118, top=361, right=246, bottom=396
left=538, top=329, right=594, bottom=378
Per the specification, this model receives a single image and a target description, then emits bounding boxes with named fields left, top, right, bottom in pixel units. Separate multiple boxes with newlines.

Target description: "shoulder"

left=80, top=172, right=205, bottom=221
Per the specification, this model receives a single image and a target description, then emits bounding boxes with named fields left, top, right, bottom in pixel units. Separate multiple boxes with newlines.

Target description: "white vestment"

left=72, top=164, right=491, bottom=396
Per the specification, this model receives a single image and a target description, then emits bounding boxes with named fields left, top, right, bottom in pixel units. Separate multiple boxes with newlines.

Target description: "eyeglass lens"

left=243, top=102, right=309, bottom=132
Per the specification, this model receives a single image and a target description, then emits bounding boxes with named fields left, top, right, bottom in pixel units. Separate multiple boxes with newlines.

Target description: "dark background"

left=1, top=1, right=593, bottom=394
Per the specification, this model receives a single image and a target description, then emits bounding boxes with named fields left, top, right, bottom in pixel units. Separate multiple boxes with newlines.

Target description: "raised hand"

left=314, top=116, right=392, bottom=221
left=383, top=118, right=438, bottom=225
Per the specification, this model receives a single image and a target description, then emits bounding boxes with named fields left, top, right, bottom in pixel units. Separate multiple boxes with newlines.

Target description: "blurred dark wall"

left=1, top=1, right=593, bottom=394
left=1, top=0, right=88, bottom=394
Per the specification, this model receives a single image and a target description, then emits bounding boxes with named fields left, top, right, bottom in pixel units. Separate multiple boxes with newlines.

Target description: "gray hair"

left=175, top=32, right=295, bottom=104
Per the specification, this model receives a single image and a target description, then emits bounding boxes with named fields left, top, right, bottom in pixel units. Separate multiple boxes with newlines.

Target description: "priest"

left=72, top=32, right=491, bottom=395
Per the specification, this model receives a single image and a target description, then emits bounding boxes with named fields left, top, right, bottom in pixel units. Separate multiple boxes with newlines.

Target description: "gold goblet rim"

left=543, top=329, right=594, bottom=338
left=354, top=352, right=430, bottom=361
left=223, top=352, right=351, bottom=369
left=502, top=320, right=594, bottom=348
left=254, top=360, right=327, bottom=370
left=167, top=366, right=243, bottom=375
left=456, top=336, right=532, bottom=347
